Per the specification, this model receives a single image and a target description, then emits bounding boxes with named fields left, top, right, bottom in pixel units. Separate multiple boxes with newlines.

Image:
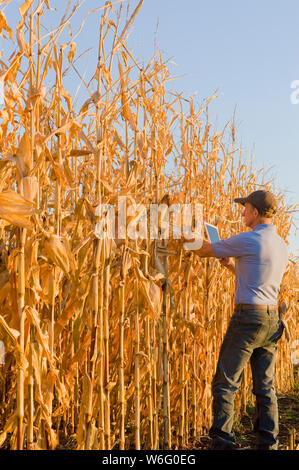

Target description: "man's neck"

left=251, top=218, right=272, bottom=229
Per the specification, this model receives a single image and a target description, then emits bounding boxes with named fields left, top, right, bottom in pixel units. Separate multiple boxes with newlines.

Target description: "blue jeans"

left=209, top=307, right=284, bottom=449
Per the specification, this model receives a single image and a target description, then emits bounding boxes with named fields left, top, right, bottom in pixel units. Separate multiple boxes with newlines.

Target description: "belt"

left=235, top=304, right=277, bottom=311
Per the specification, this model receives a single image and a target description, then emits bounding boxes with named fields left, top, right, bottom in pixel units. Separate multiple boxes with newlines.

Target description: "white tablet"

left=204, top=222, right=220, bottom=243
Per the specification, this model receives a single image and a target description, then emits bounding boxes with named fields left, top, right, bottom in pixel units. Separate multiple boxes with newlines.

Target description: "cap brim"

left=234, top=197, right=247, bottom=205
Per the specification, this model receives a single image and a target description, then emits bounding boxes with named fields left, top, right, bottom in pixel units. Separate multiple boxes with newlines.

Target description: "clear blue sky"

left=2, top=0, right=299, bottom=254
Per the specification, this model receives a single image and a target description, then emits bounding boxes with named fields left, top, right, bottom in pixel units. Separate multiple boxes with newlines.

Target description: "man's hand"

left=219, top=257, right=236, bottom=274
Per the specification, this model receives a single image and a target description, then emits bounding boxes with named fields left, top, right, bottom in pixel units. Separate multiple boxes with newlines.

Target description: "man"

left=192, top=190, right=289, bottom=450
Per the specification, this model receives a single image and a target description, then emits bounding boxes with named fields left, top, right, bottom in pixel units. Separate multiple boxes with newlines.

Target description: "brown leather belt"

left=235, top=304, right=277, bottom=311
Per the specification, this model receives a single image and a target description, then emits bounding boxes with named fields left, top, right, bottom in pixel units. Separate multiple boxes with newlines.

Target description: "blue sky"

left=2, top=0, right=299, bottom=254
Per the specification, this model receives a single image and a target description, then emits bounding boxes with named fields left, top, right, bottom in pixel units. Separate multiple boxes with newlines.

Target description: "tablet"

left=204, top=222, right=220, bottom=243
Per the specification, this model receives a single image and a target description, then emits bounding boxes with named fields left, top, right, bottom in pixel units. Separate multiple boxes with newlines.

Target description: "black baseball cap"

left=234, top=190, right=277, bottom=216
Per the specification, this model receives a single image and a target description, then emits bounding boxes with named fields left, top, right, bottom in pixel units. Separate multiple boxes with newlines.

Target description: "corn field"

left=0, top=1, right=298, bottom=450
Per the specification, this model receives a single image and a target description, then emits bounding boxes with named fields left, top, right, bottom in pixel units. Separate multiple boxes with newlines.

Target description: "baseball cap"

left=234, top=190, right=277, bottom=216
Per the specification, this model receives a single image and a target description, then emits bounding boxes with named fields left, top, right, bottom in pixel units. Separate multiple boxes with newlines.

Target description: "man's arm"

left=193, top=240, right=215, bottom=257
left=186, top=240, right=236, bottom=274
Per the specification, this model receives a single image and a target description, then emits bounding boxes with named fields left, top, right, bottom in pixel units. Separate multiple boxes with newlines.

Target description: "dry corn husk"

left=20, top=176, right=38, bottom=202
left=0, top=190, right=35, bottom=229
left=43, top=235, right=71, bottom=274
